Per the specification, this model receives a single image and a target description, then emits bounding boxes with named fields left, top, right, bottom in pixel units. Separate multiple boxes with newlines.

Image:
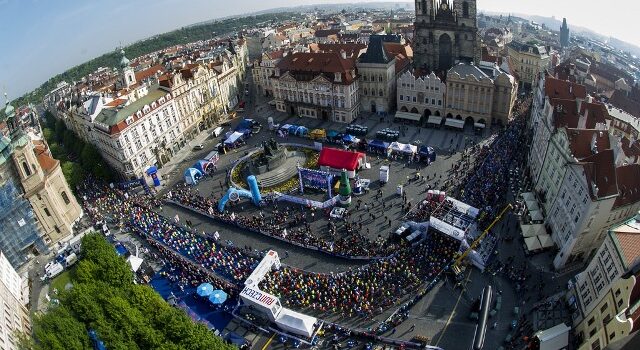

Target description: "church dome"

left=120, top=49, right=130, bottom=68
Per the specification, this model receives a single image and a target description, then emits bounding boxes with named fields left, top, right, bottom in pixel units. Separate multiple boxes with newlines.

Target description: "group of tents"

left=366, top=140, right=436, bottom=162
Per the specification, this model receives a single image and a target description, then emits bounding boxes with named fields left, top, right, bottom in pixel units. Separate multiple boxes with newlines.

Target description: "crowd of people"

left=259, top=232, right=460, bottom=318
left=166, top=184, right=399, bottom=258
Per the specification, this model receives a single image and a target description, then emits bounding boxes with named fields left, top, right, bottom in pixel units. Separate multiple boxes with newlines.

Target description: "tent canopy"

left=327, top=130, right=339, bottom=138
left=295, top=126, right=308, bottom=135
left=127, top=255, right=143, bottom=272
left=343, top=134, right=357, bottom=143
left=525, top=199, right=540, bottom=211
left=368, top=139, right=389, bottom=150
left=318, top=148, right=364, bottom=171
left=288, top=124, right=300, bottom=133
left=146, top=166, right=158, bottom=175
left=184, top=168, right=203, bottom=185
left=395, top=111, right=422, bottom=121
left=538, top=234, right=554, bottom=248
left=525, top=236, right=542, bottom=251
left=275, top=309, right=317, bottom=338
left=402, top=143, right=418, bottom=154
left=474, top=122, right=486, bottom=129
left=224, top=131, right=244, bottom=145
left=194, top=160, right=210, bottom=174
left=445, top=118, right=465, bottom=129
left=427, top=115, right=443, bottom=125
left=520, top=223, right=546, bottom=238
left=530, top=210, right=544, bottom=222
left=522, top=192, right=536, bottom=202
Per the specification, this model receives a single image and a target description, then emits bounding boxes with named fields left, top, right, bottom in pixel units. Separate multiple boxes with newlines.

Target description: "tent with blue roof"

left=184, top=168, right=203, bottom=185
left=194, top=160, right=211, bottom=174
left=368, top=139, right=389, bottom=151
left=343, top=134, right=357, bottom=143
left=294, top=125, right=308, bottom=136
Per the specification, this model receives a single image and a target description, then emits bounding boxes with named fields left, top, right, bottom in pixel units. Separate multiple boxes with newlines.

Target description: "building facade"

left=397, top=71, right=446, bottom=119
left=570, top=217, right=640, bottom=349
left=252, top=50, right=285, bottom=97
left=357, top=36, right=397, bottom=114
left=0, top=252, right=31, bottom=350
left=272, top=52, right=360, bottom=123
left=507, top=41, right=550, bottom=87
left=413, top=0, right=481, bottom=73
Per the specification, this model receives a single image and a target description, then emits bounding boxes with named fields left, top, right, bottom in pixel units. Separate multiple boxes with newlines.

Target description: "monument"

left=248, top=138, right=288, bottom=175
left=338, top=170, right=352, bottom=206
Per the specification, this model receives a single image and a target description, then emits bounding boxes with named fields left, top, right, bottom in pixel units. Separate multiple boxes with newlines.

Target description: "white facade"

left=0, top=252, right=30, bottom=350
left=396, top=71, right=445, bottom=117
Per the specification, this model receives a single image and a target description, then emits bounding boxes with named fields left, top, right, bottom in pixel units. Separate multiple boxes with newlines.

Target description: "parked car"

left=193, top=144, right=204, bottom=151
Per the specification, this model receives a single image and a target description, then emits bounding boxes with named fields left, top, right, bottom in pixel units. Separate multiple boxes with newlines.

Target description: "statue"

left=263, top=141, right=273, bottom=157
left=269, top=138, right=278, bottom=152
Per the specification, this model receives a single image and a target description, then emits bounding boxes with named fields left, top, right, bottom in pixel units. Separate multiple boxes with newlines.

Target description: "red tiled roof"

left=580, top=149, right=618, bottom=199
left=566, top=128, right=610, bottom=160
left=134, top=64, right=166, bottom=82
left=614, top=229, right=640, bottom=268
left=311, top=43, right=367, bottom=57
left=277, top=52, right=357, bottom=85
left=104, top=98, right=127, bottom=108
left=318, top=148, right=365, bottom=171
left=614, top=164, right=640, bottom=209
left=545, top=76, right=587, bottom=100
left=315, top=29, right=340, bottom=38
left=33, top=143, right=59, bottom=173
left=609, top=88, right=640, bottom=119
left=579, top=102, right=610, bottom=126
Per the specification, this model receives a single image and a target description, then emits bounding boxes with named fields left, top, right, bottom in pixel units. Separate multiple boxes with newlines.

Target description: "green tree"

left=61, top=161, right=85, bottom=191
left=30, top=306, right=91, bottom=350
left=54, top=119, right=66, bottom=143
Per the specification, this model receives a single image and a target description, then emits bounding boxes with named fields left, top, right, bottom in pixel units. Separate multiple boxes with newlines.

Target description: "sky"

left=1, top=0, right=639, bottom=100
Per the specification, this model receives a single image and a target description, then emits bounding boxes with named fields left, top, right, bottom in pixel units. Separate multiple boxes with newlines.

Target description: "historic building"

left=568, top=216, right=640, bottom=350
left=357, top=36, right=398, bottom=114
left=396, top=71, right=446, bottom=123
left=272, top=52, right=360, bottom=123
left=413, top=0, right=481, bottom=73
left=560, top=18, right=570, bottom=48
left=0, top=251, right=31, bottom=350
left=507, top=41, right=550, bottom=87
left=252, top=49, right=285, bottom=97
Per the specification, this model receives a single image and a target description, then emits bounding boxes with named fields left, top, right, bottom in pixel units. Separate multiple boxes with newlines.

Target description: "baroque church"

left=413, top=0, right=481, bottom=73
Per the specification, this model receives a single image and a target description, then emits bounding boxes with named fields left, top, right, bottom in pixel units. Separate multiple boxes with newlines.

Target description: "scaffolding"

left=0, top=179, right=48, bottom=268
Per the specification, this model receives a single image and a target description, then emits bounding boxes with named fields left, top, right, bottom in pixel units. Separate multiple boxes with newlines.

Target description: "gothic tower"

left=413, top=0, right=480, bottom=73
left=560, top=18, right=570, bottom=48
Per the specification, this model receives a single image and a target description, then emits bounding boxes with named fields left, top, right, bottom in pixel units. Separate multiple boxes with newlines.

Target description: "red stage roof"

left=318, top=148, right=364, bottom=171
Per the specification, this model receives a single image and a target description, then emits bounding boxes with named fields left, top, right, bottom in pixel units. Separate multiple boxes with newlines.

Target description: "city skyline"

left=1, top=0, right=638, bottom=99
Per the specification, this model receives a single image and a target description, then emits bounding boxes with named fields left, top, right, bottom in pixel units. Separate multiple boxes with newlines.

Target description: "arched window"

left=22, top=161, right=31, bottom=177
left=363, top=88, right=368, bottom=96
left=61, top=191, right=71, bottom=205
left=379, top=89, right=384, bottom=97
left=462, top=1, right=469, bottom=17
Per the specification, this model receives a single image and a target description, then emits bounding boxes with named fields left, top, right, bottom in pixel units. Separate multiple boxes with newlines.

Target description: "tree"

left=30, top=234, right=234, bottom=349
left=54, top=119, right=65, bottom=143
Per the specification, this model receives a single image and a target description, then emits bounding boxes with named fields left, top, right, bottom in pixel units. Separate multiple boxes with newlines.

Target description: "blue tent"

left=236, top=119, right=253, bottom=130
left=209, top=290, right=228, bottom=304
left=295, top=125, right=309, bottom=136
left=184, top=168, right=203, bottom=185
left=327, top=130, right=339, bottom=138
left=194, top=160, right=210, bottom=174
left=419, top=146, right=436, bottom=162
left=368, top=139, right=389, bottom=150
left=287, top=124, right=299, bottom=134
left=196, top=283, right=214, bottom=297
left=224, top=332, right=249, bottom=347
left=343, top=134, right=356, bottom=143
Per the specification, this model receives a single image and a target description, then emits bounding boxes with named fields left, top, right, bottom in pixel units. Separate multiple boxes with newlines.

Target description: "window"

left=591, top=339, right=600, bottom=350
left=588, top=317, right=595, bottom=326
left=601, top=303, right=608, bottom=313
left=61, top=191, right=71, bottom=205
left=44, top=208, right=51, bottom=217
left=610, top=332, right=616, bottom=340
left=589, top=328, right=597, bottom=337
left=400, top=95, right=404, bottom=101
left=22, top=161, right=31, bottom=176
left=413, top=96, right=417, bottom=102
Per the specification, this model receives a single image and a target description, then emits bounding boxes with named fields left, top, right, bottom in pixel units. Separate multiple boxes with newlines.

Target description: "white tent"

left=445, top=118, right=465, bottom=129
left=275, top=309, right=317, bottom=338
left=427, top=115, right=443, bottom=125
left=534, top=323, right=570, bottom=350
left=525, top=199, right=540, bottom=211
left=522, top=192, right=536, bottom=202
left=224, top=131, right=244, bottom=145
left=525, top=236, right=542, bottom=251
left=127, top=255, right=144, bottom=272
left=530, top=210, right=544, bottom=222
left=389, top=142, right=404, bottom=153
left=402, top=143, right=418, bottom=154
left=520, top=223, right=545, bottom=238
left=538, top=234, right=555, bottom=249
left=394, top=111, right=422, bottom=122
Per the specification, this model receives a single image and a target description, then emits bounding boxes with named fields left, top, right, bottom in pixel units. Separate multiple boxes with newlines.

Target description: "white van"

left=212, top=126, right=224, bottom=137
left=45, top=262, right=64, bottom=279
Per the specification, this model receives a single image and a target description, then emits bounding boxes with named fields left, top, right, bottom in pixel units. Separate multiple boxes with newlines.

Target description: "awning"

left=275, top=309, right=317, bottom=338
left=395, top=111, right=422, bottom=121
left=530, top=210, right=544, bottom=222
left=525, top=236, right=542, bottom=251
left=224, top=131, right=244, bottom=144
left=538, top=234, right=555, bottom=248
left=522, top=192, right=536, bottom=202
left=445, top=118, right=465, bottom=129
left=520, top=223, right=545, bottom=238
left=127, top=255, right=144, bottom=272
left=474, top=122, right=486, bottom=129
left=525, top=199, right=540, bottom=211
left=427, top=115, right=443, bottom=125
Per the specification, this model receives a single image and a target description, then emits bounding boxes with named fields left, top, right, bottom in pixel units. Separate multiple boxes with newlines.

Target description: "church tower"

left=119, top=49, right=136, bottom=89
left=413, top=0, right=480, bottom=73
left=560, top=18, right=570, bottom=48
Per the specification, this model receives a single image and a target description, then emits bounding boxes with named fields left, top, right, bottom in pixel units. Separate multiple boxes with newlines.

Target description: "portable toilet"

left=380, top=165, right=389, bottom=183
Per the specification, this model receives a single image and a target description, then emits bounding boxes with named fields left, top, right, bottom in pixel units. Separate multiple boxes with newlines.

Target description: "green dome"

left=120, top=49, right=130, bottom=68
left=4, top=103, right=14, bottom=117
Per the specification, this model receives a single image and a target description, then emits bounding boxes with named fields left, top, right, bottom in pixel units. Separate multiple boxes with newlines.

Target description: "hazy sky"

left=1, top=0, right=639, bottom=100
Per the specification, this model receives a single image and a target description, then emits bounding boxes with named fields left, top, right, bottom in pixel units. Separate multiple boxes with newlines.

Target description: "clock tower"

left=413, top=0, right=480, bottom=73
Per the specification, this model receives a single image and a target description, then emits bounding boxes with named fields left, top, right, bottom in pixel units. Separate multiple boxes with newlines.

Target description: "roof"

left=614, top=164, right=640, bottom=209
left=534, top=323, right=570, bottom=343
left=449, top=63, right=490, bottom=80
left=611, top=216, right=640, bottom=268
left=34, top=142, right=59, bottom=173
left=508, top=41, right=548, bottom=57
left=318, top=147, right=364, bottom=171
left=277, top=52, right=357, bottom=85
left=545, top=76, right=587, bottom=100
left=358, top=36, right=391, bottom=64
left=566, top=129, right=610, bottom=160
left=609, top=88, right=640, bottom=119
left=580, top=149, right=618, bottom=199
left=310, top=43, right=367, bottom=57
left=94, top=86, right=168, bottom=127
left=134, top=64, right=166, bottom=82
left=315, top=29, right=340, bottom=38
